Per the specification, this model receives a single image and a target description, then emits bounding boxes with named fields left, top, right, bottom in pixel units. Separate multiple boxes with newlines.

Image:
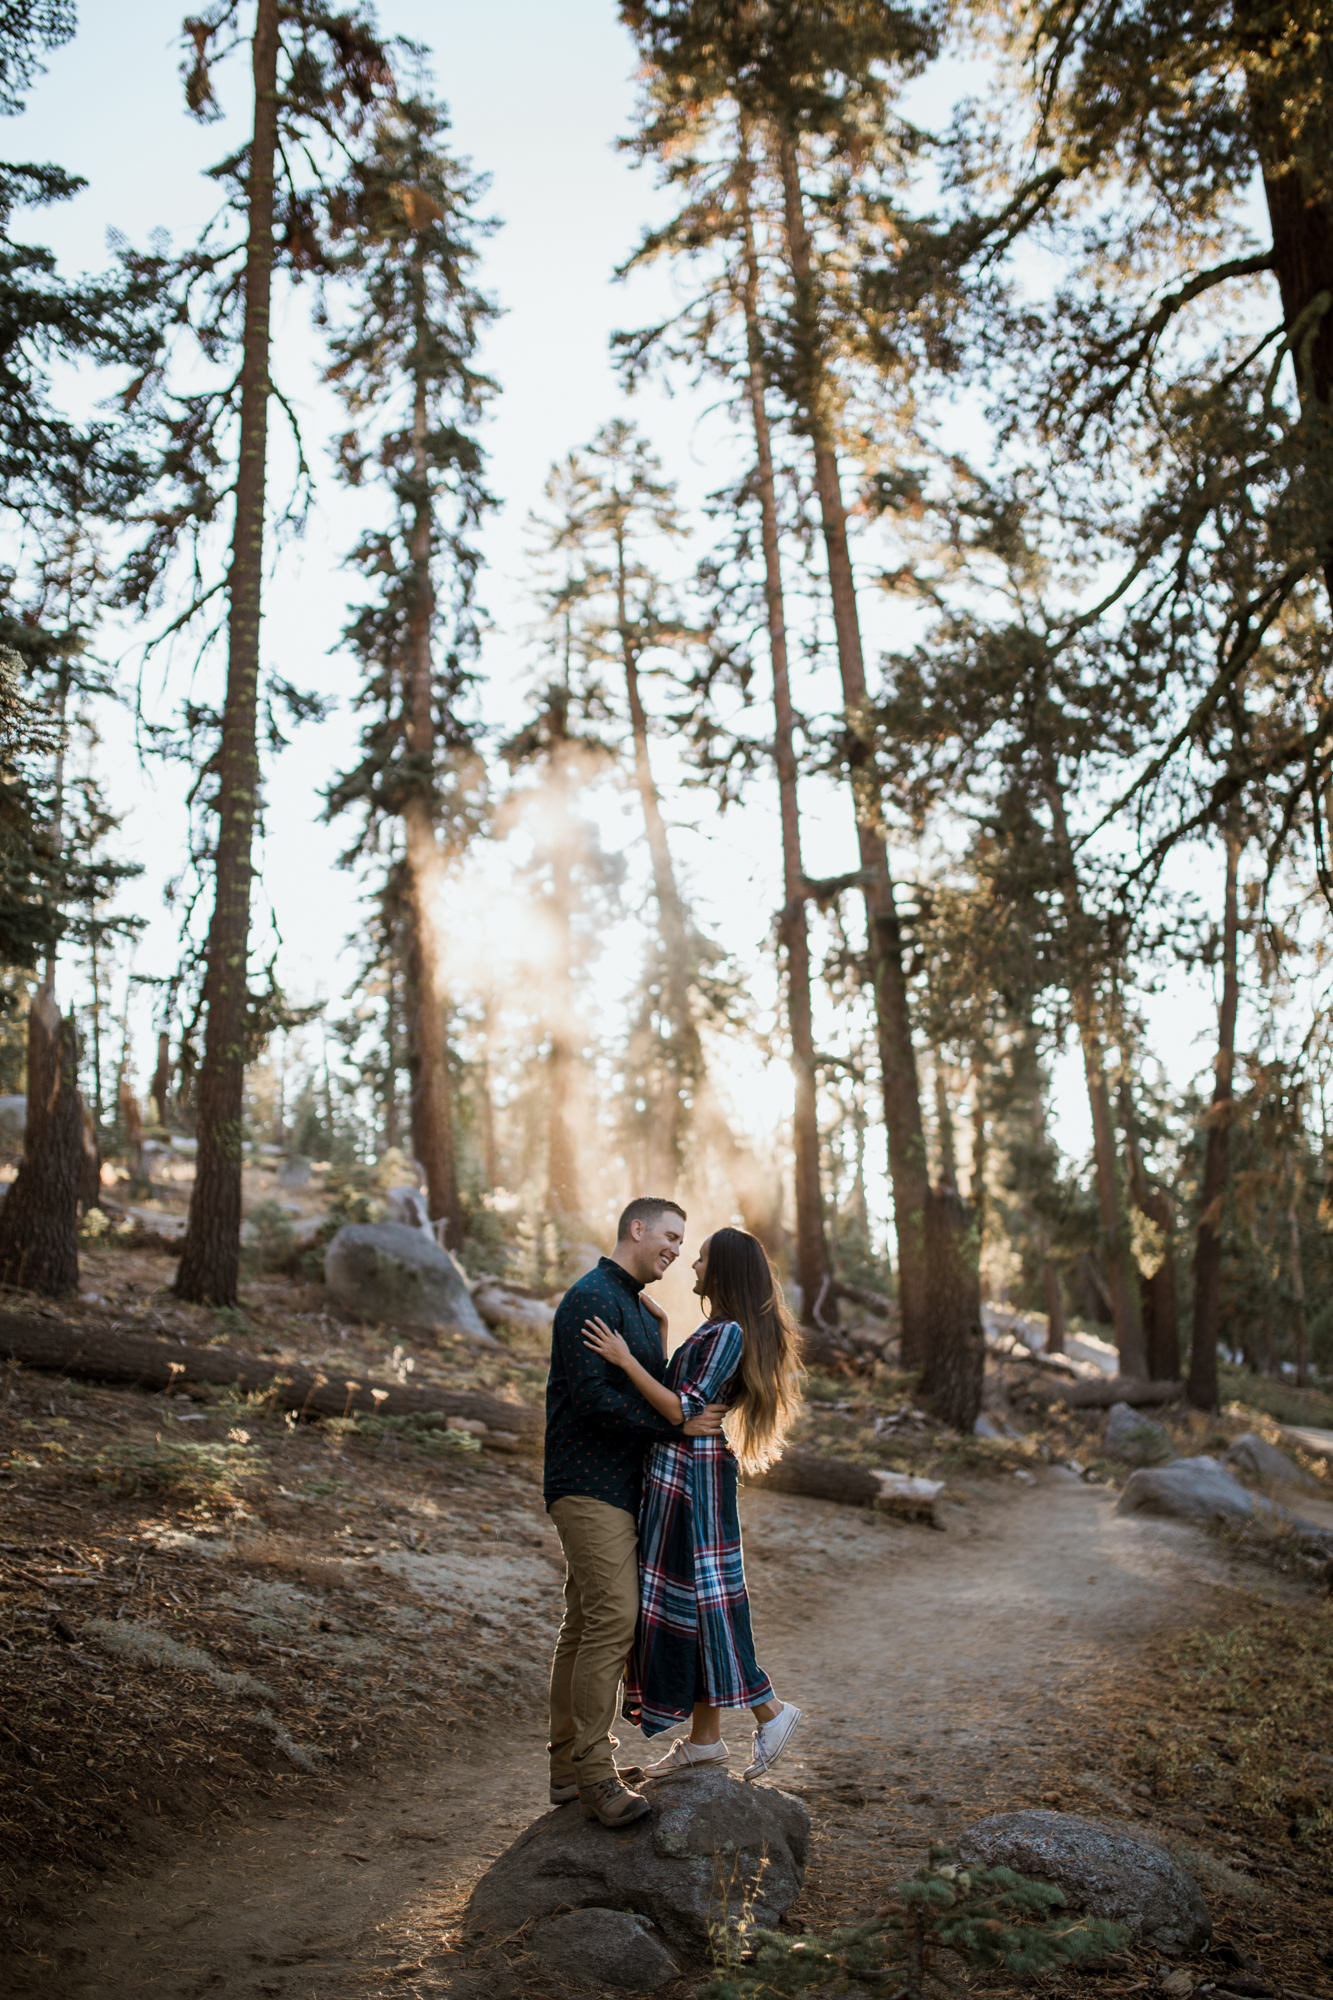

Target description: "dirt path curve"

left=23, top=1472, right=1259, bottom=2000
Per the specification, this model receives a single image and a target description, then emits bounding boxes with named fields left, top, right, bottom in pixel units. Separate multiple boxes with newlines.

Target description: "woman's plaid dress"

left=625, top=1318, right=776, bottom=1737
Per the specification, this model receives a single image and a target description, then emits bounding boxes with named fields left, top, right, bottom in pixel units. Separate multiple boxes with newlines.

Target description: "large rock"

left=324, top=1223, right=497, bottom=1343
left=957, top=1810, right=1211, bottom=1951
left=385, top=1185, right=431, bottom=1231
left=528, top=1909, right=679, bottom=1990
left=1116, top=1455, right=1290, bottom=1530
left=1104, top=1401, right=1172, bottom=1465
left=466, top=1765, right=809, bottom=1957
left=1225, top=1431, right=1321, bottom=1492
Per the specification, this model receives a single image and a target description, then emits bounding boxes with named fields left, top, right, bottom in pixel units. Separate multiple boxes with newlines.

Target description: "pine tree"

left=323, top=86, right=495, bottom=1246
left=619, top=0, right=940, bottom=1357
left=525, top=419, right=711, bottom=1188
left=122, top=3, right=393, bottom=1304
left=615, top=85, right=839, bottom=1314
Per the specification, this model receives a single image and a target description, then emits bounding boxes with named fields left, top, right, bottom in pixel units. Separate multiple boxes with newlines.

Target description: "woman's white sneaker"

left=744, top=1703, right=801, bottom=1780
left=644, top=1736, right=729, bottom=1775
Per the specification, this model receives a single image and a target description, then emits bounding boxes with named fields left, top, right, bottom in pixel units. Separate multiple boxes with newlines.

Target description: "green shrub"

left=701, top=1849, right=1127, bottom=1999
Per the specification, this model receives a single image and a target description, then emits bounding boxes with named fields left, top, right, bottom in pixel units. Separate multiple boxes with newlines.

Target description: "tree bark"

left=1120, top=1078, right=1181, bottom=1381
left=933, top=1053, right=959, bottom=1192
left=1044, top=768, right=1147, bottom=1375
left=399, top=347, right=463, bottom=1242
left=150, top=1030, right=171, bottom=1128
left=773, top=128, right=928, bottom=1362
left=736, top=140, right=833, bottom=1319
left=918, top=1188, right=985, bottom=1431
left=175, top=0, right=279, bottom=1305
left=0, top=995, right=81, bottom=1294
left=616, top=528, right=700, bottom=1182
left=1245, top=24, right=1333, bottom=591
left=78, top=1096, right=102, bottom=1216
left=1288, top=1176, right=1309, bottom=1388
left=1188, top=829, right=1241, bottom=1410
left=546, top=713, right=582, bottom=1223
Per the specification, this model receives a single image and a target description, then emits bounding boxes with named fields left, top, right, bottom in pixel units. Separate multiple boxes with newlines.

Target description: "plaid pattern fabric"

left=625, top=1319, right=776, bottom=1737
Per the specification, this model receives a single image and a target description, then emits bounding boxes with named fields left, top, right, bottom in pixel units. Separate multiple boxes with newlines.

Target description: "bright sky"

left=6, top=0, right=1242, bottom=1252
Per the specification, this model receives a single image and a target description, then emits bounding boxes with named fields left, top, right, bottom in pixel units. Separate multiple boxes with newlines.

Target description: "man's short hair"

left=616, top=1196, right=686, bottom=1241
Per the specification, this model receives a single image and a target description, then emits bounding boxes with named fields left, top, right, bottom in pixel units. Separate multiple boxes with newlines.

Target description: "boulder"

left=472, top=1281, right=556, bottom=1339
left=1104, top=1401, right=1172, bottom=1464
left=278, top=1153, right=312, bottom=1190
left=385, top=1184, right=431, bottom=1231
left=1116, top=1455, right=1290, bottom=1531
left=466, top=1765, right=809, bottom=1958
left=528, top=1909, right=679, bottom=1990
left=1225, top=1431, right=1321, bottom=1492
left=324, top=1223, right=497, bottom=1344
left=957, top=1810, right=1211, bottom=1951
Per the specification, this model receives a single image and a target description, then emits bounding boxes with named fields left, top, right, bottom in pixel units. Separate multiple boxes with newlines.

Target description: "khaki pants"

left=547, top=1496, right=639, bottom=1789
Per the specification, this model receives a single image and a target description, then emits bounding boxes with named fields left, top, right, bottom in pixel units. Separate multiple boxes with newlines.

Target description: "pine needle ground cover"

left=0, top=1280, right=564, bottom=1967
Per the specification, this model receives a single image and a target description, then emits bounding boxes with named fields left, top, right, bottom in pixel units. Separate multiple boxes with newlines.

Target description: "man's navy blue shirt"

left=544, top=1256, right=676, bottom=1514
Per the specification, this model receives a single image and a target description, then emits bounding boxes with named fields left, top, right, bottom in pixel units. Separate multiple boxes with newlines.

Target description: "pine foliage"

left=701, top=1849, right=1128, bottom=1999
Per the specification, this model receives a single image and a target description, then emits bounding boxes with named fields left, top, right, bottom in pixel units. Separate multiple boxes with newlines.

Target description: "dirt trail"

left=15, top=1473, right=1275, bottom=2000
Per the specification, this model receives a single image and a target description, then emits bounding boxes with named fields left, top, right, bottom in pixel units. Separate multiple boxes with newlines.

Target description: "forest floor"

left=2, top=1243, right=1333, bottom=2000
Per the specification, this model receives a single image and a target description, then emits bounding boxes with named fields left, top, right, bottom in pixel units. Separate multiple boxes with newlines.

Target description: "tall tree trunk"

left=1288, top=1173, right=1309, bottom=1388
left=736, top=142, right=832, bottom=1320
left=477, top=994, right=499, bottom=1192
left=150, top=1030, right=172, bottom=1129
left=382, top=946, right=401, bottom=1152
left=1120, top=1078, right=1181, bottom=1381
left=616, top=532, right=700, bottom=1183
left=919, top=1188, right=984, bottom=1431
left=546, top=731, right=581, bottom=1223
left=1188, top=829, right=1241, bottom=1410
left=176, top=0, right=279, bottom=1304
left=1044, top=767, right=1147, bottom=1375
left=773, top=128, right=928, bottom=1360
left=933, top=1053, right=959, bottom=1192
left=400, top=355, right=462, bottom=1242
left=0, top=994, right=81, bottom=1294
left=1245, top=26, right=1333, bottom=603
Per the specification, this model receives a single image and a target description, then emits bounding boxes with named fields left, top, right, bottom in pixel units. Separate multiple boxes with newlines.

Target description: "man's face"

left=624, top=1212, right=683, bottom=1284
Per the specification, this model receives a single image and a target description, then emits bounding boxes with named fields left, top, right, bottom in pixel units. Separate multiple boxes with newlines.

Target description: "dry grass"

left=1124, top=1602, right=1333, bottom=1868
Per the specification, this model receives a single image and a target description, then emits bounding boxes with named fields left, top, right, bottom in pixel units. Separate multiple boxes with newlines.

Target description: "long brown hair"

left=699, top=1227, right=803, bottom=1473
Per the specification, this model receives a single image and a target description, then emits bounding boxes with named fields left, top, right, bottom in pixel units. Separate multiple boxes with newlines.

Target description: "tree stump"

left=919, top=1188, right=984, bottom=1432
left=0, top=995, right=82, bottom=1294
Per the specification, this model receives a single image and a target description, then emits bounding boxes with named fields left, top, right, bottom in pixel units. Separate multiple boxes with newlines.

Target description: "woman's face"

left=692, top=1236, right=712, bottom=1299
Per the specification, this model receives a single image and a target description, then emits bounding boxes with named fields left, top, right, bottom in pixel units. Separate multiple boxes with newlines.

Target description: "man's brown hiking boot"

left=578, top=1775, right=651, bottom=1826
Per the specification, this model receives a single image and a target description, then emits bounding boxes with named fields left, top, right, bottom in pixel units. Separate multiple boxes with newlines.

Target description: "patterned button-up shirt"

left=543, top=1256, right=677, bottom=1514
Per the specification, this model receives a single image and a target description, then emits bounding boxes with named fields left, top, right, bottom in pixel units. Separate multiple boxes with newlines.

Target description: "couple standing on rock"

left=544, top=1197, right=804, bottom=1828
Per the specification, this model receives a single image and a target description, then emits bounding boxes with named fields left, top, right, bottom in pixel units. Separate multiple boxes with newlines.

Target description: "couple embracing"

left=544, top=1196, right=803, bottom=1828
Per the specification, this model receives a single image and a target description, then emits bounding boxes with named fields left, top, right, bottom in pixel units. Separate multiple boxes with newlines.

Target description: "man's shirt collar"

left=599, top=1253, right=645, bottom=1297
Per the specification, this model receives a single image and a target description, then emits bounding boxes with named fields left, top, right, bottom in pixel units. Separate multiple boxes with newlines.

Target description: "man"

left=545, top=1196, right=725, bottom=1827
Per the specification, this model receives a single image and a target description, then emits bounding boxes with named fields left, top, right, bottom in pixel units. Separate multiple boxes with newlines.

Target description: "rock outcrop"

left=1104, top=1401, right=1172, bottom=1465
left=1115, top=1455, right=1289, bottom=1530
left=528, top=1909, right=680, bottom=1990
left=466, top=1765, right=809, bottom=1958
left=324, top=1223, right=497, bottom=1343
left=958, top=1810, right=1211, bottom=1951
left=1224, top=1431, right=1321, bottom=1492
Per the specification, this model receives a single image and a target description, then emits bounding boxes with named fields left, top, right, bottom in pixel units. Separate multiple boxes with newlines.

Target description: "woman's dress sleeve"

left=674, top=1320, right=743, bottom=1420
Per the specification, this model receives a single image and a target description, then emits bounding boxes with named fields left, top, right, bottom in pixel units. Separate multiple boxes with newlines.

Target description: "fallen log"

left=0, top=1312, right=542, bottom=1447
left=833, top=1281, right=893, bottom=1320
left=1016, top=1372, right=1182, bottom=1410
left=748, top=1449, right=944, bottom=1524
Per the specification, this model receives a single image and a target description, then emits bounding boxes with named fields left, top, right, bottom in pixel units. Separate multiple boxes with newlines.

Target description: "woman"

left=582, top=1225, right=803, bottom=1780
